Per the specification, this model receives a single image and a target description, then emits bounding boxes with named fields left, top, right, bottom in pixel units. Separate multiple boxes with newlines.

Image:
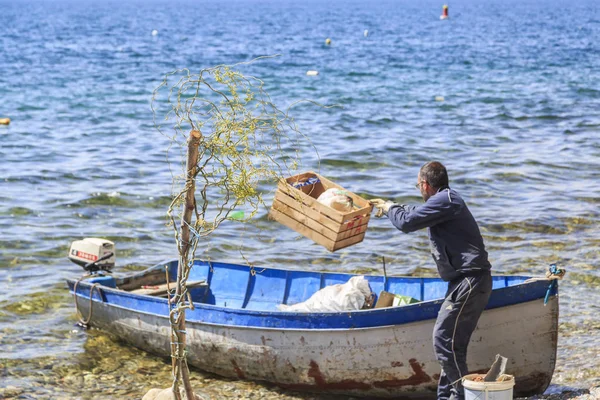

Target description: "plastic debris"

left=278, top=276, right=373, bottom=312
left=229, top=211, right=245, bottom=220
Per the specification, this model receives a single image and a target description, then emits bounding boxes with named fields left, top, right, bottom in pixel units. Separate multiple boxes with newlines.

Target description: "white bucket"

left=463, top=374, right=515, bottom=400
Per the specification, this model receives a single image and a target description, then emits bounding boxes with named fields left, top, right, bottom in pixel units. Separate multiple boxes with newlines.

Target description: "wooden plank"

left=277, top=188, right=372, bottom=237
left=277, top=179, right=345, bottom=224
left=273, top=198, right=369, bottom=242
left=130, top=280, right=207, bottom=297
left=332, top=231, right=366, bottom=251
left=284, top=171, right=319, bottom=186
left=272, top=171, right=373, bottom=251
left=274, top=191, right=341, bottom=232
left=269, top=208, right=337, bottom=251
left=117, top=268, right=165, bottom=291
left=269, top=208, right=366, bottom=251
left=339, top=214, right=371, bottom=234
left=285, top=171, right=373, bottom=214
left=272, top=200, right=338, bottom=241
left=336, top=219, right=369, bottom=241
left=278, top=177, right=372, bottom=224
left=341, top=204, right=373, bottom=222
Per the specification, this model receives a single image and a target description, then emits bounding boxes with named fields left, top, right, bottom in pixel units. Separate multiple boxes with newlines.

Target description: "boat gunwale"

left=66, top=259, right=557, bottom=330
left=65, top=285, right=554, bottom=333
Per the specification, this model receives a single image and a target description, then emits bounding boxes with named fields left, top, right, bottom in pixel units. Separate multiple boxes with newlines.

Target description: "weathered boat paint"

left=67, top=260, right=558, bottom=398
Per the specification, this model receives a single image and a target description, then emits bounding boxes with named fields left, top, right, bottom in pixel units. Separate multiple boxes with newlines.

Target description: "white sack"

left=316, top=188, right=354, bottom=213
left=278, top=276, right=372, bottom=312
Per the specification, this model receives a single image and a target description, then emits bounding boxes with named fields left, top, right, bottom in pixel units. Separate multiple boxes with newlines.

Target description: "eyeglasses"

left=415, top=180, right=426, bottom=189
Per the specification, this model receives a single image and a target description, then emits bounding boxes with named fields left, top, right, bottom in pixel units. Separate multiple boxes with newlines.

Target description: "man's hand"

left=370, top=198, right=397, bottom=217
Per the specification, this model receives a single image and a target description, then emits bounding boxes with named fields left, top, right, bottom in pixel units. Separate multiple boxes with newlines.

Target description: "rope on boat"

left=544, top=264, right=566, bottom=305
left=524, top=264, right=566, bottom=306
left=73, top=277, right=102, bottom=327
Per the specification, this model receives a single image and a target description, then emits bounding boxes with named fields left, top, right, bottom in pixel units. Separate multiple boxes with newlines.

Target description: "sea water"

left=0, top=0, right=599, bottom=397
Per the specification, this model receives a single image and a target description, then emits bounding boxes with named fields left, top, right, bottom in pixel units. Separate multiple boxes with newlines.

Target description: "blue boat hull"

left=67, top=259, right=558, bottom=398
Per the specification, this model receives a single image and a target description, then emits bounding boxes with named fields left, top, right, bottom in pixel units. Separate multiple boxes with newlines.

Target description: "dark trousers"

left=433, top=272, right=492, bottom=400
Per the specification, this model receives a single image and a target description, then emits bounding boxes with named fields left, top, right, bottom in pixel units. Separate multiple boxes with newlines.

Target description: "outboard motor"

left=68, top=238, right=115, bottom=273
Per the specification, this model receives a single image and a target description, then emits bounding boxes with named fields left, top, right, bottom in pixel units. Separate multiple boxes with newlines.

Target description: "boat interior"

left=86, top=259, right=529, bottom=312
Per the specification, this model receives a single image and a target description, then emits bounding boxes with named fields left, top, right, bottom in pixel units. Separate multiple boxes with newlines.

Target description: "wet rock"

left=0, top=386, right=24, bottom=397
left=142, top=387, right=210, bottom=400
left=142, top=388, right=163, bottom=400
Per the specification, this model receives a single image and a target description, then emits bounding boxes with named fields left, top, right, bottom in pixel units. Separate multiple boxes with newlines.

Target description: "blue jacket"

left=387, top=187, right=491, bottom=282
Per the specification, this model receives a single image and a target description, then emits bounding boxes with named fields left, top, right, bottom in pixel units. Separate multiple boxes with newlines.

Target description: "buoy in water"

left=306, top=70, right=319, bottom=76
left=325, top=38, right=331, bottom=45
left=435, top=96, right=445, bottom=102
left=440, top=4, right=449, bottom=20
left=0, top=118, right=10, bottom=125
left=364, top=29, right=369, bottom=37
left=151, top=29, right=158, bottom=36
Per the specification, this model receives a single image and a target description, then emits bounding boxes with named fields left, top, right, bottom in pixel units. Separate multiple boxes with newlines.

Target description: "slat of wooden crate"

left=274, top=198, right=370, bottom=242
left=336, top=219, right=370, bottom=241
left=341, top=205, right=373, bottom=222
left=339, top=214, right=371, bottom=233
left=269, top=207, right=367, bottom=252
left=277, top=180, right=345, bottom=224
left=274, top=190, right=341, bottom=232
left=269, top=208, right=337, bottom=251
left=285, top=171, right=319, bottom=185
left=279, top=173, right=374, bottom=224
left=332, top=232, right=367, bottom=251
left=271, top=199, right=339, bottom=241
left=273, top=195, right=370, bottom=241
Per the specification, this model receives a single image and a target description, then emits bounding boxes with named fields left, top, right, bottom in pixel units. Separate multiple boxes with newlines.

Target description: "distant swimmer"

left=440, top=4, right=449, bottom=20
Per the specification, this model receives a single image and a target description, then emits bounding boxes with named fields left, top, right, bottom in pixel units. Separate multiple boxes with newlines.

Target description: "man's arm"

left=387, top=196, right=460, bottom=233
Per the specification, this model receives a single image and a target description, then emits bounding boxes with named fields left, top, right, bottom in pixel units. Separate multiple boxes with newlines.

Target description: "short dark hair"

left=420, top=161, right=449, bottom=190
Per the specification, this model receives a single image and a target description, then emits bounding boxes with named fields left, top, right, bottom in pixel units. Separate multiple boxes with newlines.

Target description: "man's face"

left=417, top=173, right=430, bottom=201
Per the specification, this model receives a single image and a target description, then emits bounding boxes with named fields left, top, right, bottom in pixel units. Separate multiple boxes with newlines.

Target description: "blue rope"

left=544, top=264, right=565, bottom=305
left=182, top=219, right=202, bottom=240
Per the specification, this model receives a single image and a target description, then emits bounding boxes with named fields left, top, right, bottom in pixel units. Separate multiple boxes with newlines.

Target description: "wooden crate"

left=269, top=171, right=373, bottom=252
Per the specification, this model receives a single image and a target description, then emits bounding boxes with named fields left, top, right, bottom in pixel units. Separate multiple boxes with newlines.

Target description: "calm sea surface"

left=1, top=0, right=599, bottom=398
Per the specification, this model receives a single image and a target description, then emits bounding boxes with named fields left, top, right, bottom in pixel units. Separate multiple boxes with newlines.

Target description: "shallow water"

left=1, top=0, right=599, bottom=398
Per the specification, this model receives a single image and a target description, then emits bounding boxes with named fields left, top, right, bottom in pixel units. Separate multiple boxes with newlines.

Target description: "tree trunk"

left=173, top=129, right=202, bottom=400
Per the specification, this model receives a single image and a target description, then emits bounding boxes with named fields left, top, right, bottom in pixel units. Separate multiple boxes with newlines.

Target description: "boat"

left=67, top=258, right=558, bottom=399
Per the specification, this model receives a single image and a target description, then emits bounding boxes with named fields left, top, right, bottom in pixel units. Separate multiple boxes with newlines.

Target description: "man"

left=371, top=161, right=492, bottom=400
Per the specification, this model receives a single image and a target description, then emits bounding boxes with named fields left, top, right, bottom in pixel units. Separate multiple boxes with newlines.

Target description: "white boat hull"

left=80, top=295, right=557, bottom=398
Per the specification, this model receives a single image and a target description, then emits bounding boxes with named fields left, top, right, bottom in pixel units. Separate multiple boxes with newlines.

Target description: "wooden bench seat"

left=130, top=280, right=207, bottom=297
